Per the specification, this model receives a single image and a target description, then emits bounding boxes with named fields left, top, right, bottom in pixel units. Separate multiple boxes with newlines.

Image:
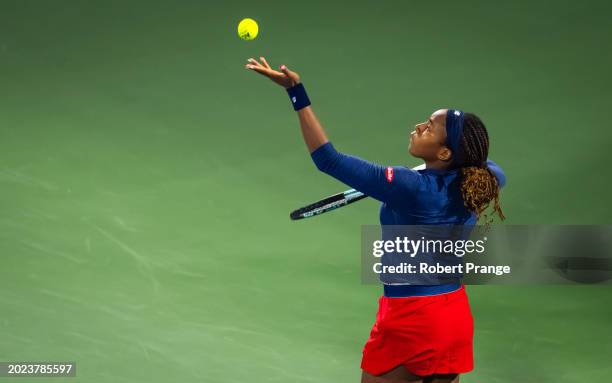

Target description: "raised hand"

left=245, top=56, right=300, bottom=89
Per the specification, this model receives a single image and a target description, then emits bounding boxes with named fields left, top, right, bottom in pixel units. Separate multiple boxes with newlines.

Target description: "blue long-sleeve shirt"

left=310, top=141, right=506, bottom=285
left=311, top=141, right=506, bottom=225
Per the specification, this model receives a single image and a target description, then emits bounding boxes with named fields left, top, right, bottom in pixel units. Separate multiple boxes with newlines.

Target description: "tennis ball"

left=237, top=18, right=258, bottom=41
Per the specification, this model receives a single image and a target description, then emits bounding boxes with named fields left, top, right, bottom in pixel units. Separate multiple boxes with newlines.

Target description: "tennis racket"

left=289, top=164, right=425, bottom=220
left=290, top=189, right=366, bottom=220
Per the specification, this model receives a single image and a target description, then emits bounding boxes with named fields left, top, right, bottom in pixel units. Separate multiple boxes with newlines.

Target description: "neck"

left=425, top=159, right=451, bottom=171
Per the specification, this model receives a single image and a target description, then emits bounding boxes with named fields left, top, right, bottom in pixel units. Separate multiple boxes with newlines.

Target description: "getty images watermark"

left=361, top=225, right=612, bottom=285
left=371, top=235, right=511, bottom=277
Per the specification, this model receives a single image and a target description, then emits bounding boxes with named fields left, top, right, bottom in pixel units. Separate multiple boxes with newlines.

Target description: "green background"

left=1, top=0, right=611, bottom=381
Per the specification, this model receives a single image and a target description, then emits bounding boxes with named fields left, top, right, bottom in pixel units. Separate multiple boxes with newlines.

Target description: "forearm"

left=296, top=106, right=329, bottom=153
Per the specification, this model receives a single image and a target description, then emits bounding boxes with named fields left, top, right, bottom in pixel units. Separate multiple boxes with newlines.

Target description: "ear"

left=437, top=147, right=452, bottom=162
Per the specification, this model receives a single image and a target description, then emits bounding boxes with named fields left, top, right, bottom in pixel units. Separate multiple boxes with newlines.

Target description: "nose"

left=414, top=123, right=424, bottom=135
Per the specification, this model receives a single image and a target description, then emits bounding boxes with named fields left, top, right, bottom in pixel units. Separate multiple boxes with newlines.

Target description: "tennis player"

left=246, top=57, right=506, bottom=383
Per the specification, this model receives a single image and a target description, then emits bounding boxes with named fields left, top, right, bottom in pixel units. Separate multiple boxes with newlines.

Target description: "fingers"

left=259, top=56, right=271, bottom=69
left=245, top=57, right=295, bottom=88
left=279, top=64, right=299, bottom=83
left=246, top=57, right=282, bottom=75
left=247, top=64, right=271, bottom=76
left=244, top=57, right=297, bottom=82
left=245, top=57, right=272, bottom=71
left=245, top=57, right=263, bottom=68
left=279, top=64, right=294, bottom=77
left=245, top=57, right=269, bottom=76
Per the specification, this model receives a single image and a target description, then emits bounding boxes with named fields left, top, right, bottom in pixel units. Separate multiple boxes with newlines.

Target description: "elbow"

left=310, top=143, right=338, bottom=173
left=313, top=158, right=332, bottom=174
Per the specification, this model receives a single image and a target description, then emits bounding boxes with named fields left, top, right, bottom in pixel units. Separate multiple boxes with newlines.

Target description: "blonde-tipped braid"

left=459, top=113, right=505, bottom=223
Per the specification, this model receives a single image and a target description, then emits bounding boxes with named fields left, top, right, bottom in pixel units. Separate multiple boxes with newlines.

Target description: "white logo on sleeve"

left=385, top=167, right=394, bottom=183
left=454, top=110, right=461, bottom=116
left=292, top=96, right=297, bottom=103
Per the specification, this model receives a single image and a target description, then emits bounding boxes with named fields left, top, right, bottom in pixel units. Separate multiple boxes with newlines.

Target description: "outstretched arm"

left=309, top=141, right=420, bottom=204
left=296, top=106, right=329, bottom=153
left=245, top=56, right=328, bottom=153
left=245, top=56, right=420, bottom=204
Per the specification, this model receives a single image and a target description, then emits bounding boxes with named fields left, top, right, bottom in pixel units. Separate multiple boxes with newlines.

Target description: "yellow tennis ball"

left=237, top=18, right=258, bottom=41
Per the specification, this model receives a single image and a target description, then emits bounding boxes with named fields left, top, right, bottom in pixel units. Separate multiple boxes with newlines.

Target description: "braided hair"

left=459, top=113, right=505, bottom=223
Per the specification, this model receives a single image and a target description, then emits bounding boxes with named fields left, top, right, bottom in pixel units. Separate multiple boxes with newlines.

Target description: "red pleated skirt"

left=361, top=285, right=474, bottom=377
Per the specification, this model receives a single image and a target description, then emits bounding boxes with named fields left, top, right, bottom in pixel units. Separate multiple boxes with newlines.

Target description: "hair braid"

left=459, top=113, right=505, bottom=224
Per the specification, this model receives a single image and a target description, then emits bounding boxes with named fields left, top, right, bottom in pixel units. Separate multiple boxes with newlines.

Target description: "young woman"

left=245, top=57, right=506, bottom=383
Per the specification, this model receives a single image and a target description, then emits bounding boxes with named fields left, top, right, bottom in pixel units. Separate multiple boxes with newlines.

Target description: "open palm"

left=245, top=57, right=300, bottom=89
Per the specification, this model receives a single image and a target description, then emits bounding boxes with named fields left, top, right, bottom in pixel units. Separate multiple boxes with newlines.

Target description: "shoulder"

left=486, top=159, right=506, bottom=188
left=386, top=166, right=423, bottom=192
left=389, top=165, right=422, bottom=179
left=416, top=168, right=462, bottom=192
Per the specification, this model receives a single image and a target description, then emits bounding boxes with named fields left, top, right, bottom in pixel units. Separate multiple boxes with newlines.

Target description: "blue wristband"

left=286, top=83, right=311, bottom=111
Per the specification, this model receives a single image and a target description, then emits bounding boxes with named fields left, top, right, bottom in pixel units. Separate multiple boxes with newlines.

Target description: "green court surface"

left=1, top=1, right=611, bottom=382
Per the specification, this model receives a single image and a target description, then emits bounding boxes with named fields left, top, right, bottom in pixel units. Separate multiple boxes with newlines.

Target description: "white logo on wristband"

left=292, top=97, right=297, bottom=103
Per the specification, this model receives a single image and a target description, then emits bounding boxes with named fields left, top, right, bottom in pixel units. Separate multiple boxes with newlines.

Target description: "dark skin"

left=246, top=57, right=460, bottom=383
left=245, top=57, right=454, bottom=171
left=409, top=109, right=453, bottom=170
